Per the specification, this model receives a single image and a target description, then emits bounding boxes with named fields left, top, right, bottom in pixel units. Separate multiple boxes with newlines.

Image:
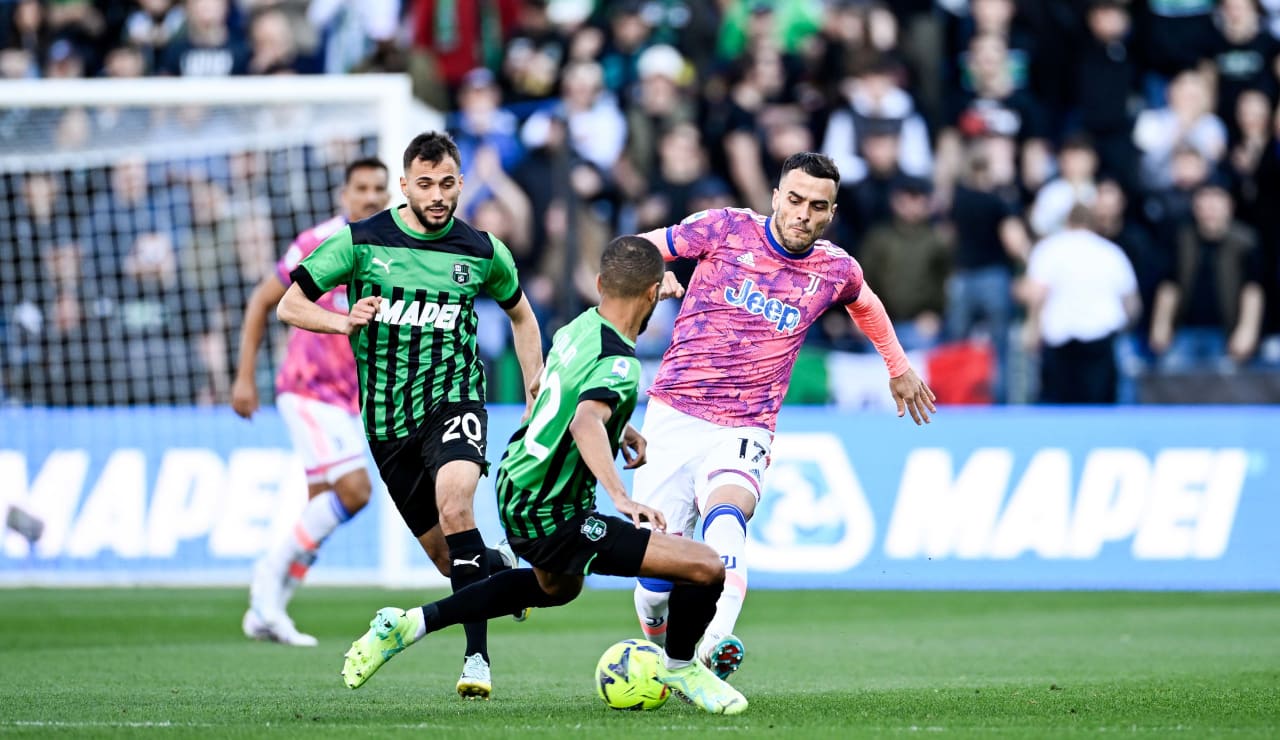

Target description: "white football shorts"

left=276, top=392, right=368, bottom=485
left=631, top=399, right=772, bottom=537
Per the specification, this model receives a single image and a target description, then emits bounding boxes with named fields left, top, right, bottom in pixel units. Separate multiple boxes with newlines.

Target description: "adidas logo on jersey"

left=375, top=299, right=461, bottom=329
left=724, top=278, right=802, bottom=332
left=736, top=252, right=756, bottom=266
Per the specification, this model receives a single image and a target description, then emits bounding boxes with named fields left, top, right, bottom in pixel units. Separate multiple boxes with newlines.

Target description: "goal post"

left=0, top=74, right=417, bottom=183
left=0, top=74, right=460, bottom=587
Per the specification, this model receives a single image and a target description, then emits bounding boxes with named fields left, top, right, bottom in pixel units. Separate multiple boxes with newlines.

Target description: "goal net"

left=0, top=75, right=463, bottom=587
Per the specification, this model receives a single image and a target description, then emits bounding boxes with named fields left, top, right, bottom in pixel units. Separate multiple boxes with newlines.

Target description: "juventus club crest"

left=452, top=263, right=470, bottom=285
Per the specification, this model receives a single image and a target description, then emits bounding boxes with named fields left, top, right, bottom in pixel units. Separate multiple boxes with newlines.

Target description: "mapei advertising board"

left=2, top=406, right=1275, bottom=590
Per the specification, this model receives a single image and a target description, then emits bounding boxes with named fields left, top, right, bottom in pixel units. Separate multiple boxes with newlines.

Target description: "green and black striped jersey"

left=292, top=205, right=522, bottom=441
left=496, top=309, right=641, bottom=538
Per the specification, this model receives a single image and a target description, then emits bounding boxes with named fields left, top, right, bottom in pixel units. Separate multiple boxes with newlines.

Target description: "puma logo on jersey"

left=375, top=299, right=461, bottom=329
left=724, top=278, right=802, bottom=332
left=372, top=257, right=395, bottom=274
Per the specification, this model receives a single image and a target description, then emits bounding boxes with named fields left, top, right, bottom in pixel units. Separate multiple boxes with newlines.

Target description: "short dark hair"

left=344, top=157, right=388, bottom=183
left=403, top=131, right=462, bottom=171
left=600, top=236, right=664, bottom=299
left=779, top=152, right=840, bottom=190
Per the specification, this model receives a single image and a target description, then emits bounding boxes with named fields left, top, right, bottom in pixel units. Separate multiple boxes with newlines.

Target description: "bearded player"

left=631, top=152, right=937, bottom=678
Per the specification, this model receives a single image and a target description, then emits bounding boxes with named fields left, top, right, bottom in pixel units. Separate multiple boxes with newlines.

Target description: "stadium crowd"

left=2, top=0, right=1280, bottom=405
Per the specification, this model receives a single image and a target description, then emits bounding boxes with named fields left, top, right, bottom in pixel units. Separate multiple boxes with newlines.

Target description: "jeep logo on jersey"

left=725, top=278, right=802, bottom=332
left=452, top=263, right=470, bottom=285
left=375, top=299, right=461, bottom=329
left=581, top=516, right=608, bottom=542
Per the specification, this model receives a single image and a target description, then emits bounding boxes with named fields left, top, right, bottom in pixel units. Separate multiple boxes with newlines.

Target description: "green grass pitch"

left=0, top=588, right=1276, bottom=738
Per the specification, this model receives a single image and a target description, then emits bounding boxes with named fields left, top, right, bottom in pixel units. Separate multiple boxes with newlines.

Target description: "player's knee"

left=334, top=480, right=371, bottom=512
left=688, top=550, right=726, bottom=588
left=436, top=499, right=474, bottom=533
left=538, top=578, right=582, bottom=606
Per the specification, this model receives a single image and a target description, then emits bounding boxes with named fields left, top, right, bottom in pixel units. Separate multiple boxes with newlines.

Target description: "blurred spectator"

left=0, top=45, right=35, bottom=80
left=449, top=67, right=525, bottom=175
left=1251, top=97, right=1280, bottom=335
left=309, top=0, right=401, bottom=75
left=499, top=0, right=567, bottom=105
left=617, top=43, right=695, bottom=194
left=1135, top=0, right=1216, bottom=83
left=1029, top=133, right=1099, bottom=238
left=831, top=126, right=902, bottom=249
left=1072, top=0, right=1141, bottom=194
left=123, top=0, right=186, bottom=74
left=1142, top=144, right=1210, bottom=250
left=0, top=173, right=84, bottom=401
left=1149, top=178, right=1266, bottom=370
left=1210, top=0, right=1280, bottom=140
left=1093, top=177, right=1160, bottom=337
left=4, top=0, right=48, bottom=72
left=160, top=0, right=250, bottom=76
left=821, top=56, right=933, bottom=189
left=633, top=121, right=719, bottom=232
left=706, top=43, right=795, bottom=213
left=947, top=0, right=1035, bottom=93
left=45, top=38, right=87, bottom=79
left=945, top=139, right=1030, bottom=403
left=858, top=176, right=950, bottom=352
left=409, top=0, right=518, bottom=106
left=1020, top=204, right=1139, bottom=404
left=247, top=8, right=300, bottom=74
left=717, top=0, right=822, bottom=61
left=1133, top=70, right=1226, bottom=191
left=597, top=0, right=656, bottom=96
left=937, top=32, right=1051, bottom=204
left=460, top=145, right=533, bottom=260
left=1227, top=89, right=1272, bottom=231
left=522, top=60, right=626, bottom=175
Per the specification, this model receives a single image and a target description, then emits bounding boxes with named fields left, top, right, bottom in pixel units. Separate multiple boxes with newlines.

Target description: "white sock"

left=702, top=504, right=748, bottom=639
left=410, top=607, right=427, bottom=641
left=634, top=579, right=672, bottom=647
left=273, top=492, right=350, bottom=607
left=663, top=652, right=692, bottom=671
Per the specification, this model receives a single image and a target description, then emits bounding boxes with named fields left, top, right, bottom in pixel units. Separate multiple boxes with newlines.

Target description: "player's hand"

left=614, top=497, right=667, bottom=532
left=658, top=271, right=685, bottom=300
left=345, top=295, right=381, bottom=335
left=230, top=376, right=258, bottom=419
left=890, top=368, right=937, bottom=425
left=620, top=424, right=647, bottom=469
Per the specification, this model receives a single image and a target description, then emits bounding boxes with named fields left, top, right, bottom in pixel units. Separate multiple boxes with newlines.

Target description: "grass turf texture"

left=0, top=589, right=1276, bottom=738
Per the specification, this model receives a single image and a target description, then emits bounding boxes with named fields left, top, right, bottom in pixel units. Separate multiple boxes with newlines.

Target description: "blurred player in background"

left=338, top=236, right=746, bottom=714
left=231, top=157, right=390, bottom=646
left=632, top=152, right=937, bottom=679
left=277, top=131, right=544, bottom=699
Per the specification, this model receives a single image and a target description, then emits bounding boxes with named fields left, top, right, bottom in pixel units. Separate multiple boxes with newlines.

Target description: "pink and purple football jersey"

left=649, top=208, right=863, bottom=432
left=274, top=215, right=359, bottom=414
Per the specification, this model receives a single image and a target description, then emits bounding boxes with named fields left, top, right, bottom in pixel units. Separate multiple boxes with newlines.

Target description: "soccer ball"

left=595, top=638, right=670, bottom=711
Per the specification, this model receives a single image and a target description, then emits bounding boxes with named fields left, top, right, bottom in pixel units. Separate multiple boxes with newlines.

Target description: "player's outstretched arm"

left=569, top=400, right=667, bottom=531
left=503, top=294, right=544, bottom=416
left=278, top=283, right=379, bottom=336
left=846, top=284, right=937, bottom=425
left=231, top=274, right=288, bottom=419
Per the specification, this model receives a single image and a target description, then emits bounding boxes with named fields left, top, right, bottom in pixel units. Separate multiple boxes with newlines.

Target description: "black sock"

left=422, top=569, right=563, bottom=633
left=446, top=529, right=490, bottom=661
left=665, top=581, right=724, bottom=662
